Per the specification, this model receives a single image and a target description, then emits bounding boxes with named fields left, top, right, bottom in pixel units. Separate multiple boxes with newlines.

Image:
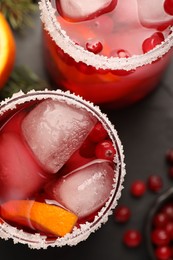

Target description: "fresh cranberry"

left=155, top=246, right=172, bottom=260
left=86, top=40, right=103, bottom=54
left=165, top=222, right=173, bottom=239
left=151, top=229, right=170, bottom=246
left=88, top=122, right=108, bottom=143
left=164, top=0, right=173, bottom=15
left=114, top=206, right=131, bottom=223
left=123, top=230, right=142, bottom=248
left=166, top=149, right=173, bottom=164
left=162, top=203, right=173, bottom=220
left=130, top=180, right=146, bottom=197
left=147, top=175, right=163, bottom=192
left=153, top=212, right=169, bottom=228
left=79, top=138, right=96, bottom=158
left=111, top=49, right=130, bottom=58
left=142, top=32, right=164, bottom=53
left=95, top=140, right=116, bottom=161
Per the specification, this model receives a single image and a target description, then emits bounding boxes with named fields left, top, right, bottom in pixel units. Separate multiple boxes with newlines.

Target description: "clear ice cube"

left=22, top=99, right=96, bottom=174
left=46, top=159, right=115, bottom=218
left=0, top=133, right=47, bottom=203
left=137, top=0, right=173, bottom=29
left=57, top=0, right=117, bottom=21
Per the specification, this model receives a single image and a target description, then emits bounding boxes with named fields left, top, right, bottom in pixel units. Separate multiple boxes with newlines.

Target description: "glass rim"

left=0, top=89, right=126, bottom=249
left=39, top=0, right=173, bottom=71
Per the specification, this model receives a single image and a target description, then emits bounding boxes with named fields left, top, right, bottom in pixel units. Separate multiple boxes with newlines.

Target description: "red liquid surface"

left=0, top=99, right=116, bottom=237
left=42, top=0, right=173, bottom=108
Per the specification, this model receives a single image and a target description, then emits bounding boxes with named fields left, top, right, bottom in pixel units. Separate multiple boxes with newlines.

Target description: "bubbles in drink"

left=45, top=159, right=115, bottom=218
left=22, top=99, right=96, bottom=173
left=137, top=0, right=173, bottom=29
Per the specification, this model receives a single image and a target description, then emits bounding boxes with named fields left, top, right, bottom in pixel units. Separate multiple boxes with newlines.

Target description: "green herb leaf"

left=0, top=66, right=50, bottom=100
left=0, top=0, right=38, bottom=30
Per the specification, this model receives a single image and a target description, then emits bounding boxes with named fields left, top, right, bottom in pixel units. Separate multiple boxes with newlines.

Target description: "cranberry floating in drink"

left=137, top=0, right=173, bottom=29
left=0, top=90, right=125, bottom=248
left=39, top=0, right=173, bottom=108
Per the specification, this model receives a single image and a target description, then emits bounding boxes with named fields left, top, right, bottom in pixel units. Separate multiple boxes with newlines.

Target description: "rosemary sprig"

left=0, top=0, right=38, bottom=30
left=0, top=66, right=50, bottom=100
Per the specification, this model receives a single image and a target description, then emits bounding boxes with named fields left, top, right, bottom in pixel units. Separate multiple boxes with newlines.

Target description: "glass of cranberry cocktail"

left=39, top=0, right=173, bottom=108
left=0, top=90, right=125, bottom=248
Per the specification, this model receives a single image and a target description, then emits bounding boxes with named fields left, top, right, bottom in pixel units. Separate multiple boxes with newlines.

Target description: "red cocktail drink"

left=0, top=90, right=125, bottom=248
left=40, top=0, right=173, bottom=108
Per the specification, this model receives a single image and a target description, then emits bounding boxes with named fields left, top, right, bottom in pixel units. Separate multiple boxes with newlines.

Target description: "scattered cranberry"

left=88, top=122, right=108, bottom=143
left=95, top=140, right=116, bottom=161
left=153, top=213, right=169, bottom=228
left=130, top=180, right=146, bottom=197
left=123, top=230, right=142, bottom=248
left=166, top=149, right=173, bottom=165
left=155, top=246, right=172, bottom=260
left=162, top=203, right=173, bottom=220
left=142, top=32, right=164, bottom=54
left=151, top=229, right=170, bottom=246
left=164, top=0, right=173, bottom=16
left=112, top=147, right=173, bottom=258
left=86, top=40, right=103, bottom=54
left=114, top=206, right=131, bottom=223
left=147, top=175, right=163, bottom=193
left=165, top=222, right=173, bottom=239
left=150, top=201, right=173, bottom=259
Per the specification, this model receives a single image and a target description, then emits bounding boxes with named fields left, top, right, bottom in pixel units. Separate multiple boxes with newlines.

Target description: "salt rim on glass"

left=0, top=89, right=126, bottom=249
left=39, top=0, right=173, bottom=71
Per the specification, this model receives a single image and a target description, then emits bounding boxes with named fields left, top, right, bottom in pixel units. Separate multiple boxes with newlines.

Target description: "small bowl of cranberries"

left=146, top=187, right=173, bottom=260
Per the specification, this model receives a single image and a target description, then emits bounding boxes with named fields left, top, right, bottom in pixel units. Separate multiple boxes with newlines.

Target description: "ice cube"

left=45, top=159, right=115, bottom=218
left=22, top=99, right=96, bottom=174
left=56, top=0, right=117, bottom=22
left=137, top=0, right=173, bottom=29
left=0, top=133, right=47, bottom=203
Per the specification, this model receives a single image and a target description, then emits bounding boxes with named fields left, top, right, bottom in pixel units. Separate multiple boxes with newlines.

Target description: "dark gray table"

left=1, top=10, right=173, bottom=260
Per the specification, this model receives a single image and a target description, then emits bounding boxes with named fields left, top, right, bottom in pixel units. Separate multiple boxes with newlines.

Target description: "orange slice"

left=1, top=200, right=78, bottom=237
left=0, top=12, right=16, bottom=88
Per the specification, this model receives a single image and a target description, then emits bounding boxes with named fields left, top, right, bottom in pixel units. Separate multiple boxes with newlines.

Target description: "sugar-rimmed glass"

left=0, top=89, right=125, bottom=249
left=39, top=0, right=173, bottom=108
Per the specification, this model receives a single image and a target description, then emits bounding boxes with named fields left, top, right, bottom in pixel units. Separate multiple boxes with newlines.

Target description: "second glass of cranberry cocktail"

left=0, top=90, right=125, bottom=248
left=40, top=0, right=173, bottom=108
